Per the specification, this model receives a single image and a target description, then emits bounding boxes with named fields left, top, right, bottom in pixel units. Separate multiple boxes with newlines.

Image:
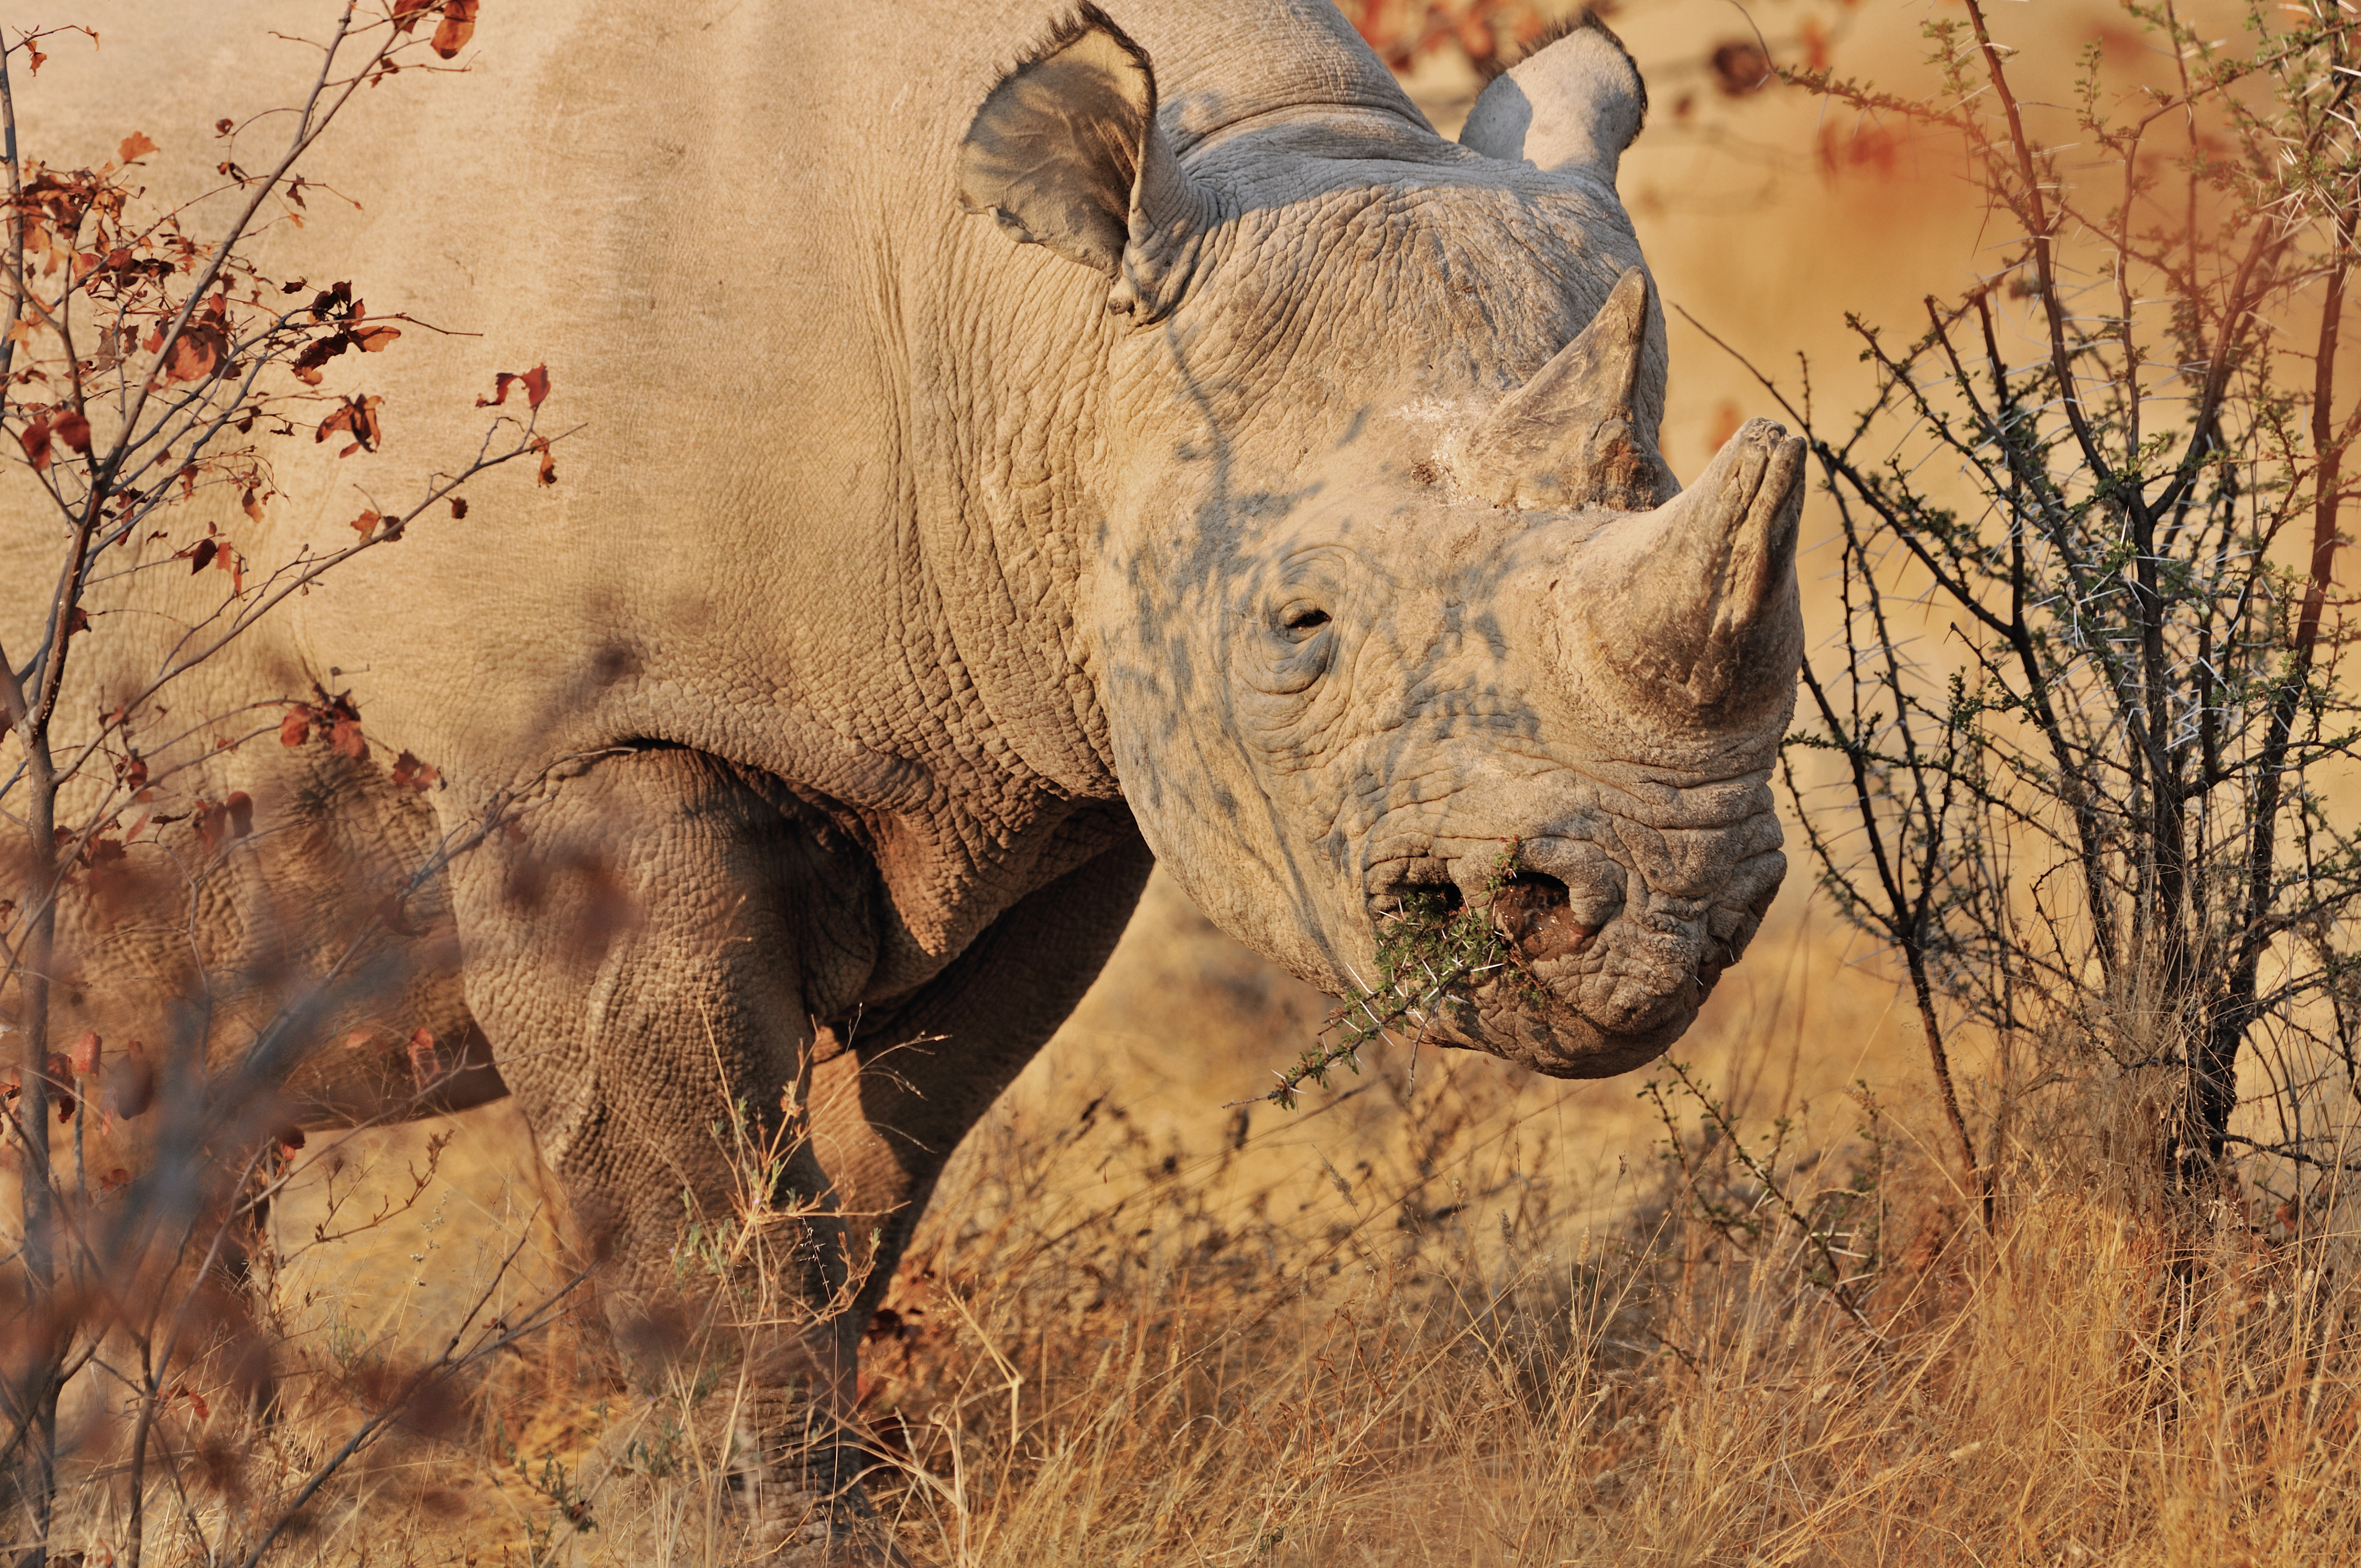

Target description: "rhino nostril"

left=1497, top=871, right=1568, bottom=910
left=1369, top=876, right=1464, bottom=921
left=1491, top=872, right=1598, bottom=962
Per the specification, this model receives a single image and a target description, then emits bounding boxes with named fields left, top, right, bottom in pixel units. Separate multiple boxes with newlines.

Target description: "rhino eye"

left=1280, top=605, right=1331, bottom=639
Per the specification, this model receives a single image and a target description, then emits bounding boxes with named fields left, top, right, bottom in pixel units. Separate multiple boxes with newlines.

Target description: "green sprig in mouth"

left=1264, top=845, right=1555, bottom=1109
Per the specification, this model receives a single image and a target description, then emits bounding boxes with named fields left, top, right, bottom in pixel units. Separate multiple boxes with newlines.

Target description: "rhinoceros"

left=6, top=0, right=1801, bottom=1550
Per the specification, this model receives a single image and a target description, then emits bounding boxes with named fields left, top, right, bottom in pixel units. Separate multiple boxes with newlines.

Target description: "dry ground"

left=235, top=869, right=1940, bottom=1566
left=140, top=872, right=2361, bottom=1568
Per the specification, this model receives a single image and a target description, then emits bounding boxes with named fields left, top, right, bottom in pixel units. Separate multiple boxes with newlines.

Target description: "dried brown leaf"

left=18, top=411, right=52, bottom=472
left=432, top=0, right=478, bottom=58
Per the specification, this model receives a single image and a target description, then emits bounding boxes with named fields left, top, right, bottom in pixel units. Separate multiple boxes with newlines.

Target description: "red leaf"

left=118, top=131, right=159, bottom=164
left=350, top=509, right=383, bottom=538
left=391, top=750, right=442, bottom=793
left=432, top=0, right=478, bottom=58
left=69, top=1031, right=101, bottom=1077
left=530, top=435, right=557, bottom=486
left=165, top=303, right=229, bottom=383
left=243, top=487, right=267, bottom=524
left=52, top=408, right=90, bottom=454
left=183, top=538, right=217, bottom=574
left=521, top=363, right=550, bottom=409
left=449, top=497, right=469, bottom=520
left=64, top=606, right=89, bottom=636
left=166, top=335, right=220, bottom=383
left=18, top=411, right=52, bottom=472
left=316, top=395, right=383, bottom=454
left=351, top=324, right=401, bottom=352
left=1709, top=41, right=1772, bottom=98
left=477, top=372, right=520, bottom=407
left=330, top=715, right=368, bottom=762
left=90, top=827, right=131, bottom=866
left=279, top=709, right=312, bottom=748
left=391, top=0, right=435, bottom=34
left=289, top=333, right=347, bottom=385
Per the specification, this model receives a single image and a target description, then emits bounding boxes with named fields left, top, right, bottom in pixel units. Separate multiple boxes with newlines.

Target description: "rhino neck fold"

left=903, top=242, right=1135, bottom=813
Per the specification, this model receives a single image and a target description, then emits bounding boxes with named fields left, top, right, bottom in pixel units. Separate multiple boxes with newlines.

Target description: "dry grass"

left=39, top=874, right=2354, bottom=1567
left=810, top=891, right=2361, bottom=1566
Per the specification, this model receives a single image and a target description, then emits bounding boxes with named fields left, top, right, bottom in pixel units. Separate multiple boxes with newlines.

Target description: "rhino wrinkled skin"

left=5, top=0, right=1803, bottom=1540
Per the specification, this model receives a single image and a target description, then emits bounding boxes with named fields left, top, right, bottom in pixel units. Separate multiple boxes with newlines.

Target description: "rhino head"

left=957, top=9, right=1803, bottom=1079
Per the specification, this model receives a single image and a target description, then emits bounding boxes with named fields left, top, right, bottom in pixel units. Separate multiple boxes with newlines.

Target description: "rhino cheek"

left=1098, top=658, right=1370, bottom=999
left=1705, top=848, right=1788, bottom=971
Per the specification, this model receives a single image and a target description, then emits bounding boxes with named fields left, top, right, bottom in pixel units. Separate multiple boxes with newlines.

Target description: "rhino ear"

left=956, top=6, right=1206, bottom=320
left=1459, top=12, right=1647, bottom=189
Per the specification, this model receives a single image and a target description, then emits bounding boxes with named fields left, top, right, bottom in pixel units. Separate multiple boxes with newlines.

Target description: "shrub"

left=1759, top=0, right=2361, bottom=1207
left=0, top=9, right=568, bottom=1563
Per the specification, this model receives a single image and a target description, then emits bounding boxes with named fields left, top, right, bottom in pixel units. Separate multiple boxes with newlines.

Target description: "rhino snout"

left=1361, top=823, right=1760, bottom=1077
left=1513, top=886, right=1706, bottom=1027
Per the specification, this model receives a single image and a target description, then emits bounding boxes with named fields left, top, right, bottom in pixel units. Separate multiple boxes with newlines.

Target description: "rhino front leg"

left=442, top=745, right=883, bottom=1553
left=806, top=827, right=1155, bottom=1326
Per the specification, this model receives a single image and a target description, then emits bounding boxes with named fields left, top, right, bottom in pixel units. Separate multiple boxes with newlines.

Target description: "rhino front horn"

left=1466, top=268, right=1679, bottom=514
left=1569, top=417, right=1806, bottom=717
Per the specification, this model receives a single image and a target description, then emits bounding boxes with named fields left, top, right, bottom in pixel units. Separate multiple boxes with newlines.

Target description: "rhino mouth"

left=1356, top=851, right=1694, bottom=1079
left=1362, top=856, right=1461, bottom=919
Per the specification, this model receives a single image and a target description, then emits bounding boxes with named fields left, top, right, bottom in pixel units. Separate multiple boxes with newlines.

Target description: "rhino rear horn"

left=1459, top=12, right=1647, bottom=190
left=1466, top=267, right=1679, bottom=514
left=1571, top=418, right=1807, bottom=717
left=956, top=5, right=1208, bottom=322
